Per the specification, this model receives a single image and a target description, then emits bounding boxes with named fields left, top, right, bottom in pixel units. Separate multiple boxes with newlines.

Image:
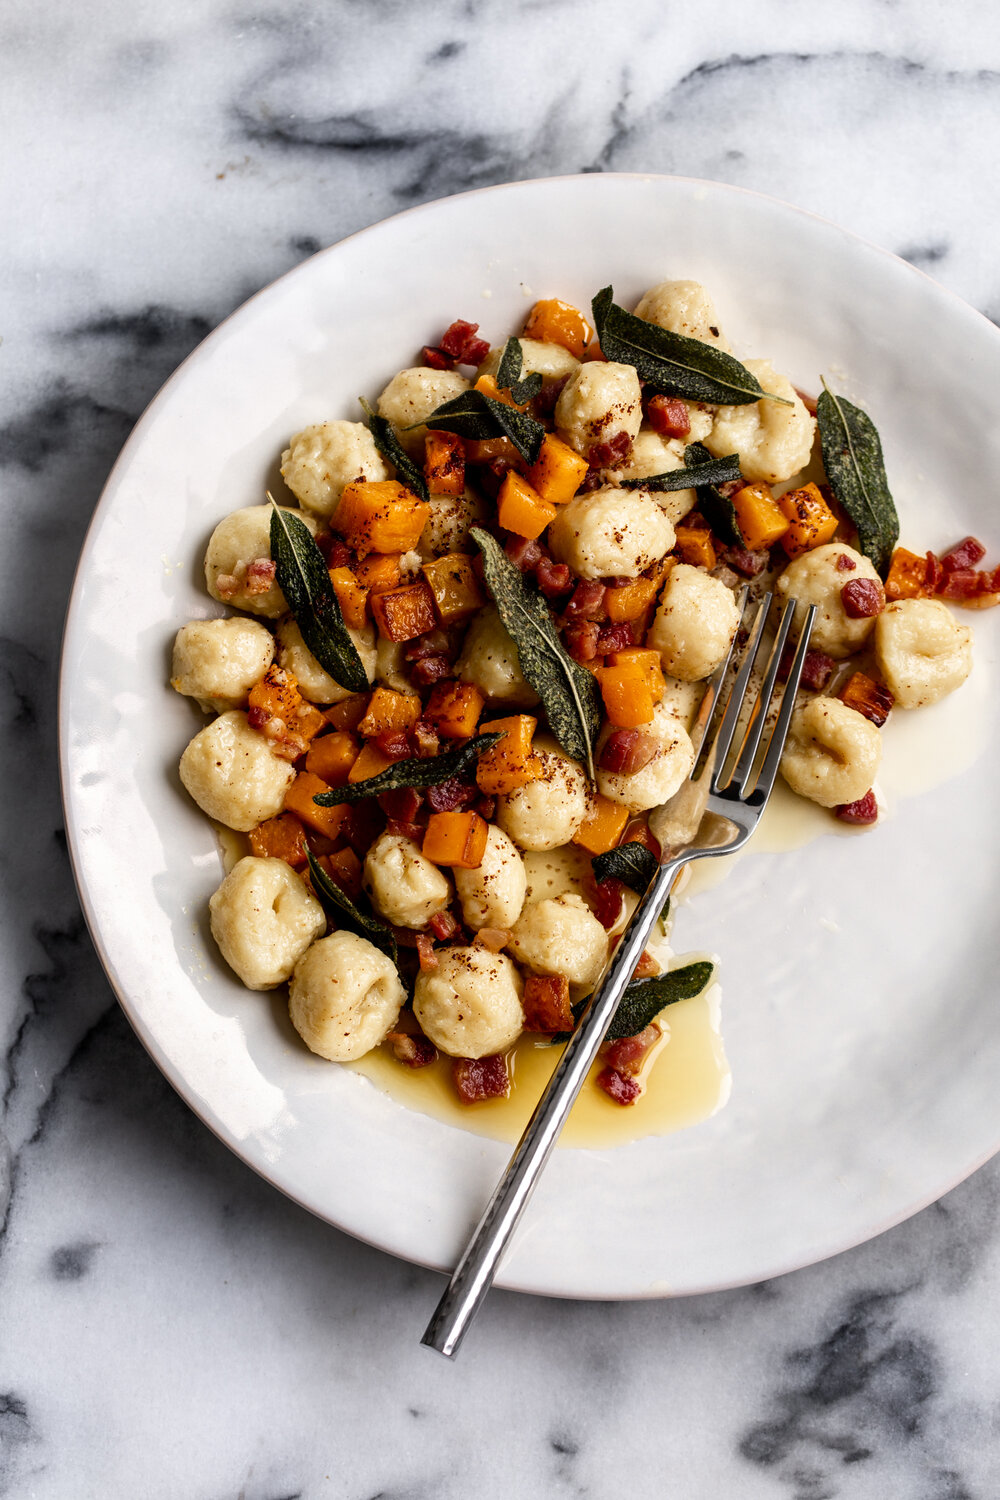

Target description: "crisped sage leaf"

left=620, top=452, right=742, bottom=493
left=471, top=527, right=600, bottom=780
left=495, top=336, right=543, bottom=405
left=683, top=441, right=745, bottom=547
left=605, top=960, right=716, bottom=1040
left=312, top=733, right=503, bottom=805
left=417, top=389, right=545, bottom=463
left=360, top=398, right=429, bottom=502
left=306, top=849, right=397, bottom=963
left=591, top=841, right=658, bottom=894
left=816, top=383, right=899, bottom=577
left=268, top=501, right=370, bottom=693
left=591, top=286, right=791, bottom=407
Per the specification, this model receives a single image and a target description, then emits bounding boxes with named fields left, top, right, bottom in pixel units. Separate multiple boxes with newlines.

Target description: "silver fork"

left=421, top=591, right=816, bottom=1358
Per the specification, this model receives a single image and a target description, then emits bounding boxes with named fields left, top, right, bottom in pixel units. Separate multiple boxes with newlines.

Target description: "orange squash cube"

left=422, top=810, right=489, bottom=869
left=521, top=973, right=574, bottom=1033
left=248, top=812, right=309, bottom=868
left=524, top=433, right=589, bottom=505
left=323, top=693, right=370, bottom=732
left=604, top=576, right=659, bottom=623
left=673, top=524, right=718, bottom=570
left=497, top=471, right=557, bottom=541
left=523, top=299, right=592, bottom=359
left=248, top=664, right=324, bottom=756
left=284, top=771, right=349, bottom=840
left=596, top=664, right=656, bottom=728
left=839, top=671, right=894, bottom=728
left=423, top=430, right=466, bottom=497
left=318, top=846, right=363, bottom=900
left=305, top=730, right=360, bottom=785
left=572, top=794, right=631, bottom=855
left=605, top=648, right=665, bottom=702
left=475, top=715, right=542, bottom=795
left=335, top=480, right=431, bottom=558
left=358, top=686, right=422, bottom=737
left=354, top=553, right=403, bottom=596
left=424, top=681, right=485, bottom=739
left=422, top=552, right=484, bottom=626
left=778, top=483, right=839, bottom=558
left=347, top=741, right=395, bottom=784
left=370, top=579, right=438, bottom=642
left=329, top=566, right=369, bottom=629
left=885, top=547, right=933, bottom=601
left=474, top=372, right=530, bottom=410
left=732, top=483, right=789, bottom=551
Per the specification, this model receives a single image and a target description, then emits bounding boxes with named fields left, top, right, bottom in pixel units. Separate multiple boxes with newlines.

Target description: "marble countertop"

left=6, top=3, right=1000, bottom=1495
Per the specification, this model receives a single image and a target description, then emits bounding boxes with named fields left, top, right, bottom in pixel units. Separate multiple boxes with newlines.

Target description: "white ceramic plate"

left=60, top=175, right=1000, bottom=1298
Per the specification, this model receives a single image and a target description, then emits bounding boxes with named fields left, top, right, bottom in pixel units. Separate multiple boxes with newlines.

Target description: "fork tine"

left=730, top=596, right=799, bottom=795
left=708, top=593, right=775, bottom=793
left=752, top=602, right=818, bottom=804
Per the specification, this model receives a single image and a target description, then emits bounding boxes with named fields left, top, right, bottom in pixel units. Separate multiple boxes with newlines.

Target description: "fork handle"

left=421, top=853, right=687, bottom=1358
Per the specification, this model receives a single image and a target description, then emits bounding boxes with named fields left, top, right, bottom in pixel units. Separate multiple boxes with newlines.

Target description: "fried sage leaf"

left=591, top=841, right=658, bottom=894
left=605, top=959, right=716, bottom=1040
left=816, top=383, right=899, bottom=577
left=683, top=441, right=745, bottom=548
left=471, top=527, right=600, bottom=780
left=620, top=452, right=742, bottom=493
left=268, top=501, right=370, bottom=694
left=312, top=732, right=503, bottom=805
left=417, top=389, right=545, bottom=464
left=591, top=286, right=791, bottom=407
left=360, top=398, right=429, bottom=502
left=306, top=849, right=397, bottom=964
left=495, top=336, right=544, bottom=405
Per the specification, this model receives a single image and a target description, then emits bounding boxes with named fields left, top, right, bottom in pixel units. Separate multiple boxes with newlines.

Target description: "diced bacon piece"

left=473, top=927, right=511, bottom=953
left=415, top=933, right=439, bottom=971
left=596, top=621, right=634, bottom=655
left=316, top=534, right=352, bottom=569
left=717, top=479, right=743, bottom=499
left=721, top=546, right=769, bottom=578
left=475, top=793, right=496, bottom=820
left=840, top=578, right=885, bottom=618
left=375, top=730, right=413, bottom=761
left=622, top=818, right=661, bottom=861
left=592, top=877, right=626, bottom=931
left=940, top=536, right=987, bottom=572
left=412, top=718, right=441, bottom=758
left=645, top=395, right=691, bottom=438
left=404, top=629, right=452, bottom=661
left=452, top=1054, right=510, bottom=1104
left=632, top=949, right=660, bottom=979
left=422, top=345, right=456, bottom=370
left=596, top=1068, right=642, bottom=1105
left=839, top=671, right=894, bottom=728
left=938, top=567, right=987, bottom=601
left=533, top=375, right=568, bottom=418
left=377, top=787, right=424, bottom=824
left=588, top=431, right=633, bottom=470
left=563, top=579, right=608, bottom=621
left=439, top=319, right=490, bottom=366
left=599, top=729, right=659, bottom=775
left=564, top=619, right=601, bottom=661
left=522, top=974, right=573, bottom=1033
left=386, top=1031, right=437, bottom=1068
left=426, top=777, right=479, bottom=813
left=340, top=801, right=385, bottom=858
left=410, top=654, right=453, bottom=687
left=535, top=557, right=573, bottom=598
left=244, top=557, right=277, bottom=593
left=385, top=819, right=424, bottom=843
left=603, top=1024, right=660, bottom=1075
left=835, top=790, right=879, bottom=825
left=428, top=910, right=461, bottom=942
left=925, top=551, right=946, bottom=592
left=835, top=552, right=857, bottom=572
left=505, top=536, right=543, bottom=572
left=778, top=645, right=835, bottom=690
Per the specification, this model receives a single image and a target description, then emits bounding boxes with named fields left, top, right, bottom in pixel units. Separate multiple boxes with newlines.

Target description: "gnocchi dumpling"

left=453, top=825, right=527, bottom=932
left=507, top=893, right=608, bottom=990
left=597, top=701, right=696, bottom=812
left=609, top=432, right=698, bottom=523
left=171, top=616, right=275, bottom=713
left=276, top=616, right=376, bottom=705
left=280, top=420, right=388, bottom=521
left=547, top=487, right=676, bottom=580
left=633, top=279, right=730, bottom=351
left=875, top=599, right=973, bottom=708
left=775, top=544, right=884, bottom=659
left=705, top=360, right=815, bottom=486
left=457, top=606, right=539, bottom=707
left=478, top=337, right=579, bottom=389
left=554, top=362, right=643, bottom=456
left=363, top=832, right=452, bottom=929
left=648, top=564, right=741, bottom=682
left=377, top=367, right=470, bottom=455
left=780, top=696, right=882, bottom=808
left=205, top=505, right=316, bottom=618
left=413, top=948, right=524, bottom=1058
left=495, top=736, right=590, bottom=851
left=289, top=931, right=405, bottom=1062
left=178, top=710, right=295, bottom=831
left=209, top=857, right=326, bottom=990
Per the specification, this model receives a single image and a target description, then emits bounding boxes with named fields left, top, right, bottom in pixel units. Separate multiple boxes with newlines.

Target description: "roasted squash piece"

left=422, top=552, right=484, bottom=626
left=572, top=794, right=630, bottom=855
left=284, top=771, right=349, bottom=839
left=497, top=472, right=557, bottom=540
left=370, top=579, right=438, bottom=642
left=424, top=681, right=485, bottom=739
left=778, top=483, right=838, bottom=558
left=423, top=810, right=489, bottom=869
left=524, top=432, right=589, bottom=505
left=475, top=715, right=542, bottom=795
left=358, top=686, right=422, bottom=737
left=523, top=299, right=591, bottom=359
left=732, top=483, right=789, bottom=551
left=423, top=431, right=466, bottom=497
left=336, top=480, right=431, bottom=558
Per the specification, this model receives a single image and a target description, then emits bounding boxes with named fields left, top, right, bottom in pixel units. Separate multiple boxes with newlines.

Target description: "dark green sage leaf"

left=312, top=732, right=503, bottom=805
left=495, top=337, right=543, bottom=405
left=591, top=841, right=658, bottom=894
left=306, top=849, right=397, bottom=963
left=417, top=389, right=545, bottom=464
left=683, top=441, right=745, bottom=548
left=816, top=383, right=899, bottom=577
left=471, top=527, right=600, bottom=780
left=360, top=397, right=429, bottom=503
left=591, top=286, right=791, bottom=407
left=605, top=960, right=716, bottom=1040
left=268, top=501, right=370, bottom=694
left=620, top=452, right=742, bottom=493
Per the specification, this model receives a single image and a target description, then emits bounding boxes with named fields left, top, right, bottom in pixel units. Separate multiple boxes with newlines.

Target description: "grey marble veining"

left=5, top=2, right=1000, bottom=1495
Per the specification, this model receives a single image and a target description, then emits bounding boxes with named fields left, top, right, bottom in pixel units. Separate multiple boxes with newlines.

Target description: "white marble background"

left=5, top=1, right=1000, bottom=1495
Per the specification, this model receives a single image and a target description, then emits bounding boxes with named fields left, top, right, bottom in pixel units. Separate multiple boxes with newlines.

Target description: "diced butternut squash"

left=423, top=810, right=489, bottom=869
left=423, top=431, right=466, bottom=497
left=319, top=846, right=363, bottom=900
left=347, top=741, right=395, bottom=784
left=885, top=547, right=933, bottom=600
left=604, top=575, right=659, bottom=624
left=474, top=372, right=530, bottom=410
left=329, top=566, right=369, bottom=629
left=305, top=730, right=360, bottom=785
left=248, top=812, right=309, bottom=868
left=475, top=715, right=542, bottom=795
left=605, top=647, right=665, bottom=702
left=732, top=483, right=789, bottom=551
left=422, top=552, right=485, bottom=626
left=839, top=671, right=894, bottom=728
left=335, top=480, right=431, bottom=558
left=358, top=686, right=422, bottom=737
left=354, top=552, right=403, bottom=596
left=370, top=579, right=438, bottom=642
left=596, top=664, right=656, bottom=728
left=323, top=693, right=370, bottom=732
left=284, top=771, right=349, bottom=840
left=572, top=794, right=631, bottom=855
left=424, top=680, right=484, bottom=739
left=497, top=471, right=557, bottom=540
left=778, top=482, right=838, bottom=558
left=248, top=664, right=324, bottom=757
left=521, top=973, right=574, bottom=1033
left=523, top=298, right=591, bottom=359
left=673, top=524, right=717, bottom=570
left=524, top=433, right=589, bottom=504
